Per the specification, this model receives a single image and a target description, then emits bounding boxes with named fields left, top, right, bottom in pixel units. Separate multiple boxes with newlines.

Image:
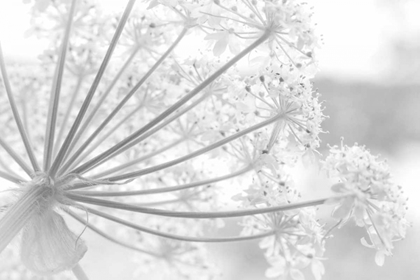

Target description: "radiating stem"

left=60, top=28, right=188, bottom=174
left=61, top=101, right=146, bottom=174
left=43, top=0, right=78, bottom=171
left=80, top=87, right=211, bottom=175
left=66, top=194, right=348, bottom=219
left=69, top=165, right=252, bottom=194
left=0, top=170, right=25, bottom=184
left=48, top=0, right=137, bottom=178
left=72, top=263, right=89, bottom=280
left=0, top=42, right=40, bottom=173
left=69, top=30, right=272, bottom=176
left=91, top=138, right=185, bottom=179
left=85, top=206, right=276, bottom=243
left=54, top=75, right=84, bottom=158
left=66, top=209, right=157, bottom=256
left=103, top=112, right=285, bottom=182
left=63, top=47, right=139, bottom=162
left=20, top=90, right=31, bottom=143
left=0, top=136, right=33, bottom=177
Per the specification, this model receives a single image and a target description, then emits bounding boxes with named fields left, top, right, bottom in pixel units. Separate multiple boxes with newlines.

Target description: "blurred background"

left=0, top=0, right=419, bottom=279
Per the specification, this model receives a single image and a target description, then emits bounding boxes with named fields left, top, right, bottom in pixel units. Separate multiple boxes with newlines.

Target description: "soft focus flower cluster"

left=323, top=143, right=408, bottom=266
left=0, top=0, right=407, bottom=279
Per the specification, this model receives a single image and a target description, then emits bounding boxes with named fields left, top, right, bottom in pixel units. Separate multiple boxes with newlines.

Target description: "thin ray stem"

left=85, top=206, right=276, bottom=243
left=48, top=0, right=137, bottom=178
left=0, top=136, right=33, bottom=177
left=91, top=137, right=185, bottom=179
left=66, top=209, right=157, bottom=256
left=0, top=43, right=40, bottom=173
left=69, top=165, right=252, bottom=194
left=68, top=30, right=271, bottom=176
left=0, top=186, right=49, bottom=253
left=20, top=91, right=31, bottom=142
left=43, top=0, right=78, bottom=171
left=54, top=74, right=84, bottom=158
left=72, top=263, right=89, bottom=280
left=0, top=157, right=15, bottom=175
left=62, top=100, right=147, bottom=174
left=0, top=170, right=25, bottom=184
left=102, top=112, right=285, bottom=182
left=60, top=27, right=188, bottom=174
left=66, top=193, right=348, bottom=220
left=266, top=120, right=284, bottom=152
left=78, top=88, right=211, bottom=175
left=63, top=47, right=139, bottom=162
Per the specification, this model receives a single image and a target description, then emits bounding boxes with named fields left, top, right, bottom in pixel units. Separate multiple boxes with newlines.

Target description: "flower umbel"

left=0, top=0, right=408, bottom=279
left=324, top=142, right=408, bottom=265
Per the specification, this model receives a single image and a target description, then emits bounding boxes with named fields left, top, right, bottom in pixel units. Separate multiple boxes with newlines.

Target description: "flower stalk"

left=0, top=0, right=408, bottom=278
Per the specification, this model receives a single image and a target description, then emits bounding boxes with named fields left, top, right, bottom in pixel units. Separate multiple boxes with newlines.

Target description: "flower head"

left=323, top=142, right=408, bottom=264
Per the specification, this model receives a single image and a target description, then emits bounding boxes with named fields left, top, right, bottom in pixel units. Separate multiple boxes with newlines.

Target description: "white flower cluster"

left=0, top=0, right=407, bottom=279
left=323, top=143, right=408, bottom=265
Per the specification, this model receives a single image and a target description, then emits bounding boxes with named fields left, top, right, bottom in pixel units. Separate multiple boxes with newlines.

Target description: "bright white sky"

left=0, top=0, right=419, bottom=82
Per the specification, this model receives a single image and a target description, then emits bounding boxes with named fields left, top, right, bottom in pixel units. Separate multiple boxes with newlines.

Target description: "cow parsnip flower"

left=0, top=0, right=408, bottom=279
left=324, top=142, right=408, bottom=265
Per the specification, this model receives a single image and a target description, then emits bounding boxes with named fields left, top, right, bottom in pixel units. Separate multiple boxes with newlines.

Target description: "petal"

left=290, top=268, right=305, bottom=280
left=331, top=197, right=353, bottom=219
left=21, top=210, right=87, bottom=275
left=375, top=251, right=385, bottom=266
left=311, top=260, right=325, bottom=280
left=212, top=35, right=229, bottom=56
